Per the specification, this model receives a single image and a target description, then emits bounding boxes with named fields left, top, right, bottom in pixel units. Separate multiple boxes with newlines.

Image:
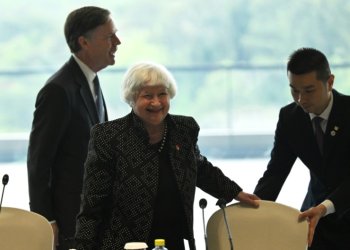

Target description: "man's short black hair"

left=287, top=47, right=331, bottom=82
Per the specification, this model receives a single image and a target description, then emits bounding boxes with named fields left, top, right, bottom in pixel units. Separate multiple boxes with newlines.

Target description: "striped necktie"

left=93, top=75, right=105, bottom=122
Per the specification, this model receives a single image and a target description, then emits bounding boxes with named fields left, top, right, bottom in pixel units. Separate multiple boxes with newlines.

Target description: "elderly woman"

left=74, top=62, right=259, bottom=250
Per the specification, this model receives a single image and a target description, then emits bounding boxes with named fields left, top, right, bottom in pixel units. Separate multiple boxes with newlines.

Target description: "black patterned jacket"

left=75, top=112, right=242, bottom=250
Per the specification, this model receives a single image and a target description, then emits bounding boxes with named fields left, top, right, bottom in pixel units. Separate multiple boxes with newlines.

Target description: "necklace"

left=158, top=123, right=168, bottom=153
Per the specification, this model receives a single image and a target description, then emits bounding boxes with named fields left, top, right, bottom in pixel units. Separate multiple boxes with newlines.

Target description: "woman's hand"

left=235, top=191, right=260, bottom=207
left=51, top=222, right=59, bottom=249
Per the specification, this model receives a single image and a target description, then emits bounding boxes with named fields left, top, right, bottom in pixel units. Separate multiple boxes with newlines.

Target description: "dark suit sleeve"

left=196, top=145, right=243, bottom=202
left=27, top=83, right=70, bottom=221
left=325, top=94, right=350, bottom=218
left=254, top=109, right=297, bottom=200
left=330, top=179, right=350, bottom=218
left=186, top=116, right=242, bottom=202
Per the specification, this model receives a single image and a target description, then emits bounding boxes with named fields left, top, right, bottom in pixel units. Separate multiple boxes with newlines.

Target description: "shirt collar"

left=309, top=92, right=333, bottom=121
left=72, top=54, right=96, bottom=84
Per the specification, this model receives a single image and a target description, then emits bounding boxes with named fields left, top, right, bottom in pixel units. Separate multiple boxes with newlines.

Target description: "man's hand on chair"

left=298, top=204, right=327, bottom=246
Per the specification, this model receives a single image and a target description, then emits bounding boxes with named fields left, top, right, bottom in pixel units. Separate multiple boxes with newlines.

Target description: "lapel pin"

left=331, top=126, right=339, bottom=136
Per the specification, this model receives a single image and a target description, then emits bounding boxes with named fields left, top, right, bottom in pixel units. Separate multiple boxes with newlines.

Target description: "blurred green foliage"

left=1, top=0, right=350, bottom=133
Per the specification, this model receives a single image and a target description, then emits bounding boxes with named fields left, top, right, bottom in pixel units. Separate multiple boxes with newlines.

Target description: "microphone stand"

left=0, top=174, right=9, bottom=213
left=199, top=198, right=208, bottom=250
left=216, top=198, right=234, bottom=250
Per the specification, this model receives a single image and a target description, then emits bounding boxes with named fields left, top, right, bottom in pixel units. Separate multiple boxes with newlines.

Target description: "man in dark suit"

left=254, top=48, right=350, bottom=250
left=27, top=6, right=121, bottom=250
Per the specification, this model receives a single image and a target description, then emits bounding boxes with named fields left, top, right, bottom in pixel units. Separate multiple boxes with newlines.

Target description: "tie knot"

left=313, top=116, right=323, bottom=124
left=93, top=75, right=99, bottom=85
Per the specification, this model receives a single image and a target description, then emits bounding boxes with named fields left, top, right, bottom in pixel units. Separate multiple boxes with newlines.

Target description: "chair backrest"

left=0, top=207, right=53, bottom=250
left=207, top=200, right=308, bottom=250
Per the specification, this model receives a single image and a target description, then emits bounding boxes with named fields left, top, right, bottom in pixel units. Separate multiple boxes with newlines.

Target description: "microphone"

left=216, top=198, right=234, bottom=250
left=0, top=174, right=9, bottom=213
left=199, top=198, right=208, bottom=250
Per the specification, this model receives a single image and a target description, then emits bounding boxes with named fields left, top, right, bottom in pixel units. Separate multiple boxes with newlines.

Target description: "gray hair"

left=121, top=61, right=177, bottom=107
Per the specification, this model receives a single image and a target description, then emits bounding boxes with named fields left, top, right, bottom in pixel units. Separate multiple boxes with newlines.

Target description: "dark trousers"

left=57, top=235, right=76, bottom=250
left=308, top=215, right=350, bottom=250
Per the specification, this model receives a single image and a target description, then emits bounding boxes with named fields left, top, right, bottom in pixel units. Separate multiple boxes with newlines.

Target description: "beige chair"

left=207, top=200, right=308, bottom=250
left=0, top=207, right=53, bottom=250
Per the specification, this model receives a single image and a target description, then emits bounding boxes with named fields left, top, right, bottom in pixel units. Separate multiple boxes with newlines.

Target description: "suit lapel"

left=297, top=110, right=320, bottom=154
left=323, top=91, right=343, bottom=158
left=293, top=107, right=325, bottom=176
left=69, top=57, right=100, bottom=124
left=167, top=121, right=197, bottom=189
left=169, top=136, right=187, bottom=182
left=80, top=81, right=100, bottom=124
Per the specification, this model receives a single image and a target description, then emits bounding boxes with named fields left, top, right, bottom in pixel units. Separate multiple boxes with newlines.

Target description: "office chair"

left=0, top=207, right=54, bottom=250
left=207, top=200, right=308, bottom=250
